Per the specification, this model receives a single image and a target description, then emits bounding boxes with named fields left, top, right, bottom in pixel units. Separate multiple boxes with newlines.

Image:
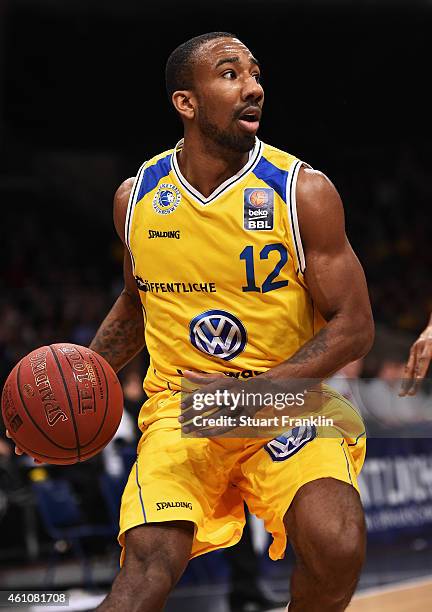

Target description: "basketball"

left=1, top=343, right=124, bottom=465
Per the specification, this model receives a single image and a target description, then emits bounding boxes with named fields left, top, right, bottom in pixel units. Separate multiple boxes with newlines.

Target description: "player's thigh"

left=284, top=478, right=366, bottom=575
left=123, top=521, right=195, bottom=578
left=237, top=434, right=365, bottom=561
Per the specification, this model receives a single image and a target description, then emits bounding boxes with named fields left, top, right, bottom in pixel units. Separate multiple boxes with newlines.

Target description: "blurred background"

left=0, top=0, right=432, bottom=610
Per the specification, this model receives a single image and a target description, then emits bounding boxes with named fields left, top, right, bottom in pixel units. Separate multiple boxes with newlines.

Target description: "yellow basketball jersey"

left=126, top=138, right=325, bottom=399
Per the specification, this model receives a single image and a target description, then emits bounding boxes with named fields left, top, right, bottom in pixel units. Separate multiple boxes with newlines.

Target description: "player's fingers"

left=179, top=392, right=200, bottom=418
left=179, top=372, right=222, bottom=406
left=182, top=404, right=238, bottom=433
left=191, top=425, right=235, bottom=437
left=180, top=400, right=220, bottom=426
left=6, top=431, right=24, bottom=455
left=180, top=381, right=226, bottom=418
left=408, top=346, right=432, bottom=396
left=6, top=432, right=25, bottom=456
left=183, top=370, right=223, bottom=384
left=184, top=415, right=241, bottom=437
left=399, top=347, right=417, bottom=396
left=416, top=349, right=431, bottom=380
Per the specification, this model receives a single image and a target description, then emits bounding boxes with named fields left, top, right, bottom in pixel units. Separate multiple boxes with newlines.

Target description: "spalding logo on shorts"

left=265, top=425, right=316, bottom=462
left=189, top=309, right=247, bottom=360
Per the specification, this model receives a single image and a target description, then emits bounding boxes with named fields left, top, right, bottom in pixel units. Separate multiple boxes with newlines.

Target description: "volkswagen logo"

left=189, top=309, right=247, bottom=361
left=265, top=426, right=317, bottom=462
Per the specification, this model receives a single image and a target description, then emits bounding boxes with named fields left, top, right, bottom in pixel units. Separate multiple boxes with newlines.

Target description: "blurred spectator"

left=361, top=357, right=429, bottom=432
left=327, top=358, right=365, bottom=411
left=0, top=438, right=12, bottom=458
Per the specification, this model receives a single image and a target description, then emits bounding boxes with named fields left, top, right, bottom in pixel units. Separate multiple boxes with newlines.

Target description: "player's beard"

left=197, top=104, right=256, bottom=154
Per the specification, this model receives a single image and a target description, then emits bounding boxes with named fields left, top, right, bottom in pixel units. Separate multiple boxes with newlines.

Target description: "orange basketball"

left=1, top=343, right=123, bottom=465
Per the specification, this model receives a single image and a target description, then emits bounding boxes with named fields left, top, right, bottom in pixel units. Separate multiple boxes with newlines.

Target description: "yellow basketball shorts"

left=119, top=389, right=366, bottom=563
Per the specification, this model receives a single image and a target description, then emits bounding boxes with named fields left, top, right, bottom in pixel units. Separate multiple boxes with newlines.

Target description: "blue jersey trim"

left=252, top=156, right=288, bottom=202
left=342, top=430, right=366, bottom=447
left=135, top=461, right=147, bottom=523
left=341, top=444, right=353, bottom=486
left=136, top=153, right=172, bottom=202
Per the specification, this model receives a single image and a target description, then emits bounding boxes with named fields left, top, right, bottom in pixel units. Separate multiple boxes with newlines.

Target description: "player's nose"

left=241, top=75, right=264, bottom=103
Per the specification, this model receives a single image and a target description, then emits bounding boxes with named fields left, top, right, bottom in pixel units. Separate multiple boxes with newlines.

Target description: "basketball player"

left=8, top=33, right=374, bottom=611
left=399, top=313, right=432, bottom=396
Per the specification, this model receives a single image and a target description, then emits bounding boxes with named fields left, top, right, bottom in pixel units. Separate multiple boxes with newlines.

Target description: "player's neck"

left=178, top=135, right=250, bottom=198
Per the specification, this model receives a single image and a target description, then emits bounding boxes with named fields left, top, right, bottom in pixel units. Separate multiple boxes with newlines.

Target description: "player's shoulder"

left=115, top=177, right=135, bottom=203
left=295, top=165, right=344, bottom=244
left=260, top=140, right=299, bottom=170
left=112, top=145, right=176, bottom=239
left=113, top=177, right=135, bottom=240
left=297, top=165, right=340, bottom=205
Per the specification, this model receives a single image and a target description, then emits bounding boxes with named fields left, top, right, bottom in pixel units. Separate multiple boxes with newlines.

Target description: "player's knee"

left=125, top=548, right=174, bottom=589
left=122, top=523, right=193, bottom=591
left=312, top=515, right=366, bottom=587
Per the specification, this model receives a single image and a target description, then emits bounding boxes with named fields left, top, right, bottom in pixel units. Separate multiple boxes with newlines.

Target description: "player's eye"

left=253, top=73, right=261, bottom=84
left=222, top=70, right=236, bottom=79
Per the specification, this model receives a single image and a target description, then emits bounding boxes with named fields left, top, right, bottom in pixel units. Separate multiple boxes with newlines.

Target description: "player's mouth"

left=237, top=106, right=261, bottom=133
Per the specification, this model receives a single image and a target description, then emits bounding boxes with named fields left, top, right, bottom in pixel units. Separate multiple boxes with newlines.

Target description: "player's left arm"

left=264, top=166, right=374, bottom=383
left=180, top=167, right=374, bottom=430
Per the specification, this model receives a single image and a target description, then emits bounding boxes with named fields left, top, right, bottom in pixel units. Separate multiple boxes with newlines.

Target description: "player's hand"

left=399, top=322, right=432, bottom=396
left=5, top=429, right=23, bottom=455
left=5, top=430, right=42, bottom=463
left=179, top=370, right=261, bottom=436
left=180, top=370, right=225, bottom=391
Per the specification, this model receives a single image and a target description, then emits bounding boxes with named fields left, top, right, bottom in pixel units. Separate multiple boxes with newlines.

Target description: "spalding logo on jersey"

left=153, top=184, right=181, bottom=215
left=189, top=309, right=247, bottom=360
left=244, top=188, right=274, bottom=231
left=265, top=425, right=316, bottom=462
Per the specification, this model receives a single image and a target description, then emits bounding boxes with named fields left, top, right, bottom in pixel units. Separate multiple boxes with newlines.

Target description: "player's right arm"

left=6, top=178, right=146, bottom=457
left=89, top=178, right=146, bottom=372
left=399, top=313, right=432, bottom=396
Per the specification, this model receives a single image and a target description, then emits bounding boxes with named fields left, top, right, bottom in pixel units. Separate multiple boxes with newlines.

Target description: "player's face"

left=193, top=38, right=264, bottom=153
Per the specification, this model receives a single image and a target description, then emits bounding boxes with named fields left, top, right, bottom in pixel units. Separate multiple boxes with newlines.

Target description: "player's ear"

left=172, top=90, right=195, bottom=120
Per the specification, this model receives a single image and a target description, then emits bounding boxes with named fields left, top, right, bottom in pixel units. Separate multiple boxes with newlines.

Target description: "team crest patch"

left=264, top=425, right=316, bottom=462
left=244, top=188, right=274, bottom=231
left=153, top=184, right=181, bottom=215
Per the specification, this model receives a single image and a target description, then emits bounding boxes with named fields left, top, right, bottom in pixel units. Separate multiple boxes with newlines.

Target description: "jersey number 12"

left=240, top=243, right=289, bottom=293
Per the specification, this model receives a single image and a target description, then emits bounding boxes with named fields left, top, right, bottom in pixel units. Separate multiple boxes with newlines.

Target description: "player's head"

left=166, top=32, right=264, bottom=153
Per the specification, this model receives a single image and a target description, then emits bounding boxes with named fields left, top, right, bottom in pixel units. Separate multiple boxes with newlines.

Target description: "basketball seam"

left=49, top=345, right=81, bottom=461
left=11, top=437, right=74, bottom=462
left=16, top=359, right=76, bottom=451
left=75, top=347, right=112, bottom=449
left=17, top=437, right=114, bottom=463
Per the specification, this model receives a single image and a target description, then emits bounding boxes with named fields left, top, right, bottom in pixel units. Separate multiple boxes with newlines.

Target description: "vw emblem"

left=265, top=426, right=316, bottom=462
left=189, top=309, right=247, bottom=361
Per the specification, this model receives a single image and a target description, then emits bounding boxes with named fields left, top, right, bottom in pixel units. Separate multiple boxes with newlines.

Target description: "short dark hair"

left=165, top=32, right=237, bottom=100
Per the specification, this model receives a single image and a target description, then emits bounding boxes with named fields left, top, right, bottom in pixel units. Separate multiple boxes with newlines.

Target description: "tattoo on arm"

left=90, top=293, right=145, bottom=372
left=288, top=327, right=329, bottom=365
